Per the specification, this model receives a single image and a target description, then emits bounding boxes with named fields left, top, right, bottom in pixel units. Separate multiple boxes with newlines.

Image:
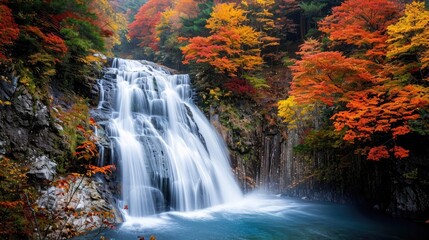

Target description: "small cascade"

left=95, top=58, right=242, bottom=217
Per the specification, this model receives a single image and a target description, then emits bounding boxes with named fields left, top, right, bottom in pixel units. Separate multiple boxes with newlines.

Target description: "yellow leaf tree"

left=89, top=0, right=127, bottom=52
left=387, top=1, right=429, bottom=81
left=278, top=96, right=316, bottom=130
left=181, top=3, right=263, bottom=76
left=243, top=0, right=280, bottom=61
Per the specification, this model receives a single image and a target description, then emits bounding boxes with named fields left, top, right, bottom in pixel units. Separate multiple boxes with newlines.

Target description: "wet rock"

left=53, top=123, right=63, bottom=132
left=94, top=53, right=107, bottom=60
left=0, top=82, right=68, bottom=163
left=90, top=109, right=111, bottom=122
left=38, top=186, right=57, bottom=209
left=90, top=188, right=102, bottom=200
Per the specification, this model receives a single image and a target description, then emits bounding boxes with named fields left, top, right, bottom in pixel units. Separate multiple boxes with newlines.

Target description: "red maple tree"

left=0, top=4, right=19, bottom=60
left=128, top=0, right=172, bottom=50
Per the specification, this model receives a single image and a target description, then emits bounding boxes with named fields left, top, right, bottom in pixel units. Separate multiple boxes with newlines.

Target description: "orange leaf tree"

left=280, top=0, right=429, bottom=160
left=181, top=3, right=263, bottom=76
left=289, top=51, right=384, bottom=106
left=332, top=84, right=429, bottom=160
left=318, top=0, right=402, bottom=59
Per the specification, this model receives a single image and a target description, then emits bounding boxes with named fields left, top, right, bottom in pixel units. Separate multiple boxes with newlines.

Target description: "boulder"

left=28, top=155, right=57, bottom=181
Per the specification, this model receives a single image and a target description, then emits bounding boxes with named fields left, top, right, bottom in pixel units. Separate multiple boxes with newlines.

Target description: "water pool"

left=76, top=194, right=429, bottom=240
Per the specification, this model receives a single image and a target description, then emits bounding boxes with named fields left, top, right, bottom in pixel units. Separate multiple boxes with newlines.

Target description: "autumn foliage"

left=128, top=0, right=172, bottom=50
left=0, top=4, right=19, bottom=60
left=181, top=3, right=263, bottom=75
left=280, top=0, right=429, bottom=161
left=224, top=77, right=256, bottom=96
left=319, top=0, right=402, bottom=59
left=289, top=51, right=383, bottom=106
left=0, top=0, right=126, bottom=94
left=386, top=1, right=429, bottom=81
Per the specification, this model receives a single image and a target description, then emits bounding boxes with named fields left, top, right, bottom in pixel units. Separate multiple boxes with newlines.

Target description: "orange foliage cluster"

left=181, top=3, right=263, bottom=75
left=0, top=4, right=19, bottom=60
left=319, top=0, right=402, bottom=59
left=332, top=84, right=429, bottom=158
left=74, top=140, right=98, bottom=161
left=182, top=26, right=263, bottom=75
left=282, top=0, right=429, bottom=161
left=87, top=164, right=116, bottom=176
left=290, top=51, right=383, bottom=106
left=73, top=118, right=116, bottom=177
left=24, top=26, right=68, bottom=58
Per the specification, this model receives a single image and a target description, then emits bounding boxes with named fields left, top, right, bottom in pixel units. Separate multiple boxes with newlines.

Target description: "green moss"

left=51, top=96, right=92, bottom=172
left=403, top=168, right=418, bottom=180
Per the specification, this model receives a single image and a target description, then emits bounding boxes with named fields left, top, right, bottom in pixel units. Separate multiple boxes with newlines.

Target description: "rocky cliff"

left=200, top=67, right=429, bottom=221
left=0, top=60, right=119, bottom=238
left=211, top=101, right=429, bottom=220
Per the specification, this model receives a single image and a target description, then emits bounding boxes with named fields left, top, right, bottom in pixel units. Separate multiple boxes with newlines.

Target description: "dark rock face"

left=0, top=60, right=122, bottom=233
left=0, top=79, right=66, bottom=162
left=209, top=101, right=429, bottom=220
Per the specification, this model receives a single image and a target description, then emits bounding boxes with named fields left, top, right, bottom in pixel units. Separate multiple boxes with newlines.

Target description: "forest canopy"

left=2, top=0, right=429, bottom=238
left=126, top=0, right=429, bottom=161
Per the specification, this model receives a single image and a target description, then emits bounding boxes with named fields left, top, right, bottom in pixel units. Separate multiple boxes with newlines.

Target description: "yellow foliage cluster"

left=89, top=0, right=127, bottom=53
left=387, top=1, right=429, bottom=77
left=0, top=99, right=11, bottom=105
left=206, top=3, right=248, bottom=31
left=278, top=96, right=316, bottom=130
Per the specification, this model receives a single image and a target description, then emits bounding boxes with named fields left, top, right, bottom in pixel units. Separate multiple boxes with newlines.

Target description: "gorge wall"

left=0, top=61, right=119, bottom=237
left=200, top=67, right=429, bottom=221
left=211, top=102, right=429, bottom=220
left=2, top=58, right=428, bottom=226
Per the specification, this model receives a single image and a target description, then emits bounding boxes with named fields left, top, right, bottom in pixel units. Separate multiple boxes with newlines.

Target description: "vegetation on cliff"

left=0, top=0, right=122, bottom=238
left=1, top=0, right=429, bottom=238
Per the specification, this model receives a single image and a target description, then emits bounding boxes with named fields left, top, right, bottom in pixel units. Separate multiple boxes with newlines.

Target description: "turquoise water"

left=77, top=194, right=429, bottom=240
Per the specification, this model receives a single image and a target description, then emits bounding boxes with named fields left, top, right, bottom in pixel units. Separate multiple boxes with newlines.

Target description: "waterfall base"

left=93, top=58, right=242, bottom=217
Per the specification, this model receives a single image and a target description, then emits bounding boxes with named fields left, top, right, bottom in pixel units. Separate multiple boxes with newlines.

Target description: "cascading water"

left=95, top=58, right=242, bottom=217
left=82, top=58, right=429, bottom=240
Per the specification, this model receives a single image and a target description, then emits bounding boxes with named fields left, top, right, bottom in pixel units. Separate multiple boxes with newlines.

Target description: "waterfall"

left=96, top=58, right=242, bottom=217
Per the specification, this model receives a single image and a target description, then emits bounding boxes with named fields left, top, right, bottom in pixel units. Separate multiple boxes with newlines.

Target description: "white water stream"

left=98, top=58, right=242, bottom=217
